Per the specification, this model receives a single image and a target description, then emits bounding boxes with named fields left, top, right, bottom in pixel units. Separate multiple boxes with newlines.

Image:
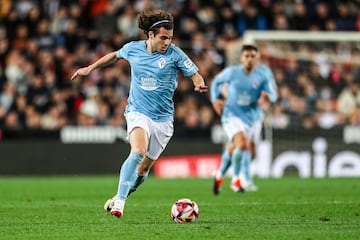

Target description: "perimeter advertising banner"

left=0, top=126, right=359, bottom=176
left=154, top=126, right=360, bottom=178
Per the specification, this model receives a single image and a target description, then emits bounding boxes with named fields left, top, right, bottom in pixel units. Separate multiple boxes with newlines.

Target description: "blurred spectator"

left=314, top=99, right=341, bottom=129
left=57, top=19, right=82, bottom=53
left=109, top=99, right=127, bottom=127
left=27, top=74, right=49, bottom=113
left=337, top=81, right=360, bottom=119
left=94, top=2, right=118, bottom=40
left=312, top=2, right=332, bottom=30
left=266, top=102, right=289, bottom=129
left=289, top=2, right=310, bottom=30
left=217, top=3, right=238, bottom=40
left=308, top=62, right=328, bottom=90
left=25, top=6, right=41, bottom=34
left=236, top=4, right=267, bottom=35
left=198, top=105, right=215, bottom=128
left=96, top=102, right=110, bottom=125
left=283, top=57, right=299, bottom=89
left=272, top=13, right=289, bottom=30
left=117, top=5, right=139, bottom=40
left=50, top=6, right=69, bottom=35
left=178, top=17, right=199, bottom=42
left=287, top=96, right=308, bottom=129
left=11, top=94, right=27, bottom=124
left=0, top=82, right=15, bottom=112
left=35, top=18, right=56, bottom=51
left=5, top=50, right=27, bottom=93
left=0, top=0, right=360, bottom=134
left=24, top=104, right=41, bottom=129
left=335, top=2, right=357, bottom=31
left=40, top=104, right=60, bottom=130
left=349, top=104, right=360, bottom=125
left=12, top=24, right=29, bottom=51
left=4, top=111, right=22, bottom=130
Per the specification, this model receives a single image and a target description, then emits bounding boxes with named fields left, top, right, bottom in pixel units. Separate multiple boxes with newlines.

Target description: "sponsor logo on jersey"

left=140, top=73, right=159, bottom=91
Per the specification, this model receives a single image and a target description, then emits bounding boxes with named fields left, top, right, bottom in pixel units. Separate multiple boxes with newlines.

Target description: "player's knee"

left=131, top=147, right=147, bottom=156
left=234, top=142, right=247, bottom=150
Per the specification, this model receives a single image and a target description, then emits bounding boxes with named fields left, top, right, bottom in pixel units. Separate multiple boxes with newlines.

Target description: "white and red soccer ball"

left=171, top=198, right=199, bottom=223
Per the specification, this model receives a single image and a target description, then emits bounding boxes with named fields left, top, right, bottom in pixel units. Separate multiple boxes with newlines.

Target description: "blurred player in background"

left=210, top=45, right=277, bottom=194
left=71, top=9, right=207, bottom=218
left=215, top=64, right=277, bottom=193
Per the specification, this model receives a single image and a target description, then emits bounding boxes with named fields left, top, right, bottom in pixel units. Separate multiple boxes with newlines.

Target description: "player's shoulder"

left=256, top=64, right=272, bottom=74
left=166, top=43, right=185, bottom=55
left=255, top=64, right=273, bottom=79
left=223, top=64, right=241, bottom=73
left=124, top=40, right=143, bottom=48
left=215, top=64, right=240, bottom=80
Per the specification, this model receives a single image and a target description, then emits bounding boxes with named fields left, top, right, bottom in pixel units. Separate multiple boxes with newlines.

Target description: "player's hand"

left=257, top=92, right=270, bottom=107
left=194, top=85, right=208, bottom=93
left=70, top=66, right=92, bottom=81
left=212, top=99, right=224, bottom=116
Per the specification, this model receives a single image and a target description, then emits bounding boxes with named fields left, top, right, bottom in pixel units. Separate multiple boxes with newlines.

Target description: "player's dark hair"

left=241, top=44, right=258, bottom=53
left=138, top=9, right=174, bottom=37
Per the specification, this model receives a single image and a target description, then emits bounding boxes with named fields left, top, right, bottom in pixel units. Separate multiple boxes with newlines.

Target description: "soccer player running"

left=71, top=9, right=207, bottom=218
left=213, top=63, right=277, bottom=193
left=210, top=45, right=276, bottom=194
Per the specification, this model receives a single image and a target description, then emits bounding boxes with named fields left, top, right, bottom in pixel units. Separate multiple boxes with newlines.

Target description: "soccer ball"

left=171, top=198, right=199, bottom=223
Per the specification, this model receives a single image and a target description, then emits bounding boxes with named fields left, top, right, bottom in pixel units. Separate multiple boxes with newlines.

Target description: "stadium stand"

left=0, top=0, right=359, bottom=136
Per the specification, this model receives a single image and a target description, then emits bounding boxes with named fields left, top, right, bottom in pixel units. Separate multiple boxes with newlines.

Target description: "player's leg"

left=213, top=142, right=234, bottom=195
left=104, top=112, right=150, bottom=217
left=127, top=119, right=173, bottom=197
left=222, top=117, right=249, bottom=192
left=242, top=141, right=258, bottom=191
left=110, top=126, right=148, bottom=217
left=230, top=131, right=248, bottom=192
left=127, top=155, right=155, bottom=197
left=241, top=121, right=261, bottom=191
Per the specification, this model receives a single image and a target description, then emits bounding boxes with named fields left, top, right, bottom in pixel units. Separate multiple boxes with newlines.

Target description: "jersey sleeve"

left=116, top=42, right=133, bottom=59
left=210, top=68, right=233, bottom=103
left=257, top=65, right=277, bottom=103
left=264, top=69, right=278, bottom=103
left=262, top=73, right=277, bottom=103
left=172, top=45, right=198, bottom=77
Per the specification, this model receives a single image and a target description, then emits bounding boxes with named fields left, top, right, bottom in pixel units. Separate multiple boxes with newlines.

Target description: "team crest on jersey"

left=252, top=79, right=259, bottom=88
left=158, top=57, right=166, bottom=69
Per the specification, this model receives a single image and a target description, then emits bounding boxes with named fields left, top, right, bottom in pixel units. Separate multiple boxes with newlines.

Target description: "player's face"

left=241, top=50, right=258, bottom=72
left=151, top=27, right=173, bottom=53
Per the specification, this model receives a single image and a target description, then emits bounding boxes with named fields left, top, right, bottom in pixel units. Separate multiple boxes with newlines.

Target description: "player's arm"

left=257, top=91, right=270, bottom=107
left=71, top=51, right=118, bottom=80
left=212, top=99, right=225, bottom=116
left=258, top=78, right=277, bottom=107
left=190, top=72, right=208, bottom=93
left=210, top=71, right=231, bottom=116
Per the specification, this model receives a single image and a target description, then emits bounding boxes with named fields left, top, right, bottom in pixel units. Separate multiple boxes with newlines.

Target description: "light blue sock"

left=115, top=152, right=143, bottom=200
left=241, top=152, right=252, bottom=182
left=219, top=150, right=231, bottom=177
left=127, top=173, right=148, bottom=197
left=231, top=148, right=243, bottom=177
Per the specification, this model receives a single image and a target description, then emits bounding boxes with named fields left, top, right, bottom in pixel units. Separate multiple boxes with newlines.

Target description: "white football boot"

left=111, top=199, right=125, bottom=218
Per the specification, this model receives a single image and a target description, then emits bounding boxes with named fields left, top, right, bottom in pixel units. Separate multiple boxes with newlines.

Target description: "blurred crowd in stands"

left=0, top=0, right=360, bottom=135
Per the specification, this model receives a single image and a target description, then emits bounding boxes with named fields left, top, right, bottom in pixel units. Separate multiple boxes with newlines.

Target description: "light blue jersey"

left=211, top=64, right=276, bottom=127
left=117, top=40, right=198, bottom=122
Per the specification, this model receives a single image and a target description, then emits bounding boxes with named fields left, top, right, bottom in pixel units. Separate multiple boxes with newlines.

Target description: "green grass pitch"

left=0, top=176, right=359, bottom=239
